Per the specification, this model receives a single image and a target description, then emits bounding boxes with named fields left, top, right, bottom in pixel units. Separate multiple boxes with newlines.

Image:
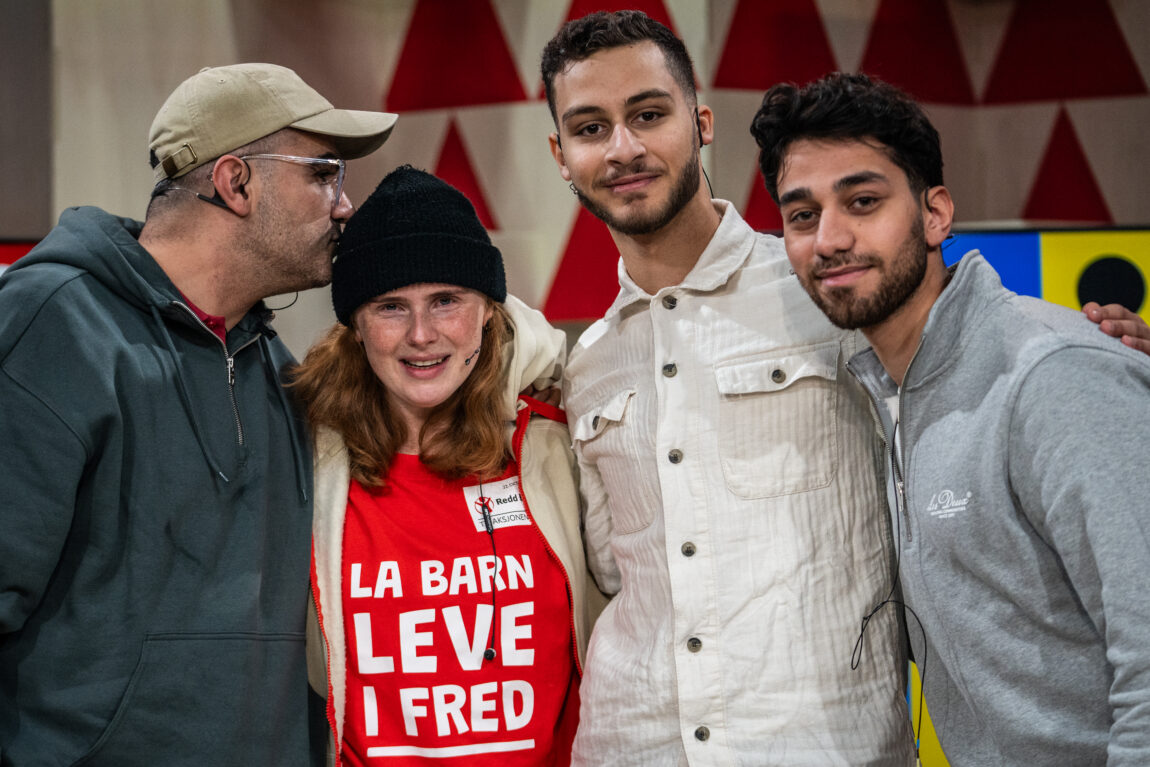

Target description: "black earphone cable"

left=852, top=418, right=928, bottom=759
left=695, top=107, right=714, bottom=199
left=479, top=478, right=499, bottom=662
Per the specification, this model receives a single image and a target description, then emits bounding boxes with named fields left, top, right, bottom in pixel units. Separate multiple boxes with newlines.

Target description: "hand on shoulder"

left=1082, top=302, right=1150, bottom=356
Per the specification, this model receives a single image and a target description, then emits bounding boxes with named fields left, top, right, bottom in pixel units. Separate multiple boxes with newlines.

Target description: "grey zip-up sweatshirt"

left=0, top=207, right=317, bottom=765
left=848, top=252, right=1150, bottom=766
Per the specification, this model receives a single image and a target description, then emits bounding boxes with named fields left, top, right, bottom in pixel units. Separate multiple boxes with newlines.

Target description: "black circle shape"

left=1076, top=255, right=1146, bottom=313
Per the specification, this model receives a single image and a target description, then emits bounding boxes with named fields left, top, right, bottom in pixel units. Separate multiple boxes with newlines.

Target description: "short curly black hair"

left=750, top=72, right=943, bottom=204
left=540, top=10, right=697, bottom=126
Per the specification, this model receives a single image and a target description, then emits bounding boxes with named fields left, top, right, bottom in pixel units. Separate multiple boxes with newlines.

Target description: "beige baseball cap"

left=149, top=63, right=398, bottom=181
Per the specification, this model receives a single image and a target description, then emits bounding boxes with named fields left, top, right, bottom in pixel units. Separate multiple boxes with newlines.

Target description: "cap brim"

left=292, top=108, right=399, bottom=160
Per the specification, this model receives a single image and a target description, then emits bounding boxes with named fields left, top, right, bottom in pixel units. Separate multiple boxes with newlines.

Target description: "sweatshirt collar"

left=850, top=250, right=1007, bottom=394
left=907, top=251, right=1006, bottom=386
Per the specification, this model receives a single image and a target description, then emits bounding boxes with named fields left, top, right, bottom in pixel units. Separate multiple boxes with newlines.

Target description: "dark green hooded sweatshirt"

left=0, top=207, right=316, bottom=765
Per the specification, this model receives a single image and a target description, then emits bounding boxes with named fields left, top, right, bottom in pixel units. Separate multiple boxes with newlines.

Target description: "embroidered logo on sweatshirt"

left=925, top=489, right=972, bottom=520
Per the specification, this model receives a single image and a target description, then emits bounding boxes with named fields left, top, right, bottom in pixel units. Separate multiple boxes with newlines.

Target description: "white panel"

left=814, top=0, right=879, bottom=73
left=948, top=0, right=1015, bottom=100
left=708, top=0, right=739, bottom=81
left=493, top=0, right=564, bottom=102
left=929, top=102, right=1058, bottom=225
left=52, top=0, right=239, bottom=219
left=666, top=0, right=711, bottom=87
left=266, top=287, right=338, bottom=361
left=1112, top=0, right=1150, bottom=91
left=706, top=89, right=771, bottom=206
left=1067, top=97, right=1150, bottom=225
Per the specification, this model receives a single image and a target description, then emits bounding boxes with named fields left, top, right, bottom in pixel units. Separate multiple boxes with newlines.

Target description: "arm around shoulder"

left=1082, top=302, right=1150, bottom=356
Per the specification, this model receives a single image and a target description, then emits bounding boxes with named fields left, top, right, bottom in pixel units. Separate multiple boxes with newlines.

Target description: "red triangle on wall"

left=560, top=0, right=676, bottom=29
left=743, top=174, right=783, bottom=233
left=386, top=0, right=527, bottom=112
left=983, top=0, right=1147, bottom=103
left=542, top=207, right=621, bottom=322
left=536, top=0, right=681, bottom=101
left=434, top=120, right=498, bottom=230
left=713, top=0, right=836, bottom=90
left=1022, top=108, right=1112, bottom=223
left=859, top=0, right=975, bottom=104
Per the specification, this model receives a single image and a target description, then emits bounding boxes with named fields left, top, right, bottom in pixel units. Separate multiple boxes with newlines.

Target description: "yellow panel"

left=910, top=662, right=951, bottom=766
left=1040, top=231, right=1150, bottom=323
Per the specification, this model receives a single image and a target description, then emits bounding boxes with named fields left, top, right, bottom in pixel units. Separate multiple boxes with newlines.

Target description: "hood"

left=2, top=205, right=277, bottom=341
left=0, top=206, right=302, bottom=497
left=499, top=294, right=566, bottom=419
left=6, top=206, right=182, bottom=313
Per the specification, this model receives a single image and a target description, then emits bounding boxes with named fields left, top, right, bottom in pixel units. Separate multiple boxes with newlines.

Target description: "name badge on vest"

left=462, top=477, right=531, bottom=532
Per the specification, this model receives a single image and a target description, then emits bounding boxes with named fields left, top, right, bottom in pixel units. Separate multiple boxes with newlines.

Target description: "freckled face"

left=777, top=138, right=931, bottom=330
left=353, top=283, right=494, bottom=439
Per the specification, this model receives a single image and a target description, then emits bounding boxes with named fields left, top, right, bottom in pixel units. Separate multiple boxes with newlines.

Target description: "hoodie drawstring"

left=260, top=335, right=310, bottom=504
left=150, top=305, right=231, bottom=483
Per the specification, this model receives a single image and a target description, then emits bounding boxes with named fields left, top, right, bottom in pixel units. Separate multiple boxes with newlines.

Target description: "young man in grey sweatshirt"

left=751, top=72, right=1150, bottom=766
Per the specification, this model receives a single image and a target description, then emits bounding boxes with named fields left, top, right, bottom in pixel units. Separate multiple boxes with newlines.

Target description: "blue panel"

left=943, top=231, right=1043, bottom=298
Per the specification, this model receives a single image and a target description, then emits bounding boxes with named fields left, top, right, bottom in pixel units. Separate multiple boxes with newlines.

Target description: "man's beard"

left=243, top=194, right=338, bottom=296
left=801, top=216, right=928, bottom=330
left=572, top=147, right=701, bottom=237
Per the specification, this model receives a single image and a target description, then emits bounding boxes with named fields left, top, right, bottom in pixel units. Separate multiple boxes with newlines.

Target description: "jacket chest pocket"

left=571, top=387, right=659, bottom=534
left=714, top=341, right=840, bottom=499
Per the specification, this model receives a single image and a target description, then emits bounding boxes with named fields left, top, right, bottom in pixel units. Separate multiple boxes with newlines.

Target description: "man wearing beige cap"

left=0, top=63, right=395, bottom=765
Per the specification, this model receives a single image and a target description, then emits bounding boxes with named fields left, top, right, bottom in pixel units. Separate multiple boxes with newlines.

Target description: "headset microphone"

left=464, top=347, right=481, bottom=366
left=695, top=107, right=714, bottom=197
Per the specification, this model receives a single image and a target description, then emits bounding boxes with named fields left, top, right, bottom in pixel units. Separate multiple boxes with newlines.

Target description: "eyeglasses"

left=164, top=153, right=349, bottom=215
left=241, top=153, right=347, bottom=214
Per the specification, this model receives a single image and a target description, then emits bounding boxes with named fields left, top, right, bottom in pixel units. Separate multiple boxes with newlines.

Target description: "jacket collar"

left=602, top=200, right=756, bottom=320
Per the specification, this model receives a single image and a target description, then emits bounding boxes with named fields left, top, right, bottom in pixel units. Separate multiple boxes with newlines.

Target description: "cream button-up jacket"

left=564, top=202, right=914, bottom=766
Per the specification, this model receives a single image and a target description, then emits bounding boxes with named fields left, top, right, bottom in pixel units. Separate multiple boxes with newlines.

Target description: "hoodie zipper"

left=852, top=353, right=922, bottom=545
left=889, top=425, right=910, bottom=543
left=173, top=302, right=257, bottom=446
left=223, top=336, right=260, bottom=445
left=859, top=394, right=911, bottom=544
left=891, top=334, right=928, bottom=545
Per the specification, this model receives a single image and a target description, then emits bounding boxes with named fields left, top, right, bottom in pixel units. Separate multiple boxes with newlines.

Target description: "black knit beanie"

left=331, top=165, right=507, bottom=325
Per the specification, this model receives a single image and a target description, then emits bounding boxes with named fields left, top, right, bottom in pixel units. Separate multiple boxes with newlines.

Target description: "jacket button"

left=687, top=637, right=702, bottom=652
left=668, top=449, right=683, bottom=464
left=695, top=726, right=710, bottom=741
left=592, top=415, right=600, bottom=429
left=681, top=542, right=696, bottom=557
left=662, top=363, right=677, bottom=377
left=662, top=295, right=678, bottom=310
left=771, top=368, right=786, bottom=383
